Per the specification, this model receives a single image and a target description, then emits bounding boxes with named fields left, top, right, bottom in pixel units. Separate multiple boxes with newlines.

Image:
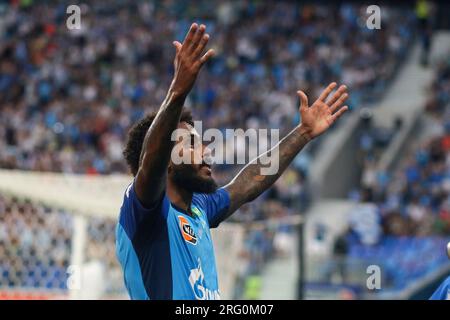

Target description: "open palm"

left=298, top=82, right=349, bottom=139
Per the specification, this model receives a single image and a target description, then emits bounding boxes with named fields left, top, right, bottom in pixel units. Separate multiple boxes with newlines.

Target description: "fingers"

left=199, top=49, right=215, bottom=66
left=318, top=82, right=337, bottom=102
left=330, top=92, right=348, bottom=113
left=173, top=41, right=182, bottom=55
left=327, top=84, right=347, bottom=106
left=187, top=24, right=206, bottom=54
left=331, top=106, right=349, bottom=122
left=297, top=90, right=309, bottom=110
left=179, top=23, right=211, bottom=63
left=182, top=23, right=198, bottom=51
left=192, top=33, right=209, bottom=59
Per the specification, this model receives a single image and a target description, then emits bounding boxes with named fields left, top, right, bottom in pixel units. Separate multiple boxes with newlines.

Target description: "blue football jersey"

left=115, top=181, right=230, bottom=300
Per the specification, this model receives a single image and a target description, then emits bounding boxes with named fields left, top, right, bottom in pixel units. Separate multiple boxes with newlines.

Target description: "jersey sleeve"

left=195, top=188, right=231, bottom=228
left=429, top=276, right=450, bottom=300
left=118, top=181, right=169, bottom=240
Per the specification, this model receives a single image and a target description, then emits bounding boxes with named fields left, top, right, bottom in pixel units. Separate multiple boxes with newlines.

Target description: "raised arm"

left=225, top=82, right=349, bottom=214
left=135, top=23, right=215, bottom=208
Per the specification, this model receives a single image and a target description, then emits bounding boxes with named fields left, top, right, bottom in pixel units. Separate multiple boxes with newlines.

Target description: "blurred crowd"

left=0, top=0, right=419, bottom=298
left=0, top=0, right=414, bottom=177
left=352, top=55, right=450, bottom=238
left=326, top=55, right=450, bottom=294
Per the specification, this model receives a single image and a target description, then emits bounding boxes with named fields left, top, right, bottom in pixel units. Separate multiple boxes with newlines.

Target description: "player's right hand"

left=170, top=23, right=215, bottom=100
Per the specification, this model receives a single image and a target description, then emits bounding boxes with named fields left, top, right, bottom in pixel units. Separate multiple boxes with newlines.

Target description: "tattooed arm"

left=224, top=82, right=349, bottom=215
left=135, top=23, right=215, bottom=208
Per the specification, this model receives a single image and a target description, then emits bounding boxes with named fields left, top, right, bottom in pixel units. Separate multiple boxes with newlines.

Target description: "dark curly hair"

left=123, top=110, right=194, bottom=176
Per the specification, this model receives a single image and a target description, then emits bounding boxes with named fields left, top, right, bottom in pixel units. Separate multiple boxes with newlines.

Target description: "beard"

left=171, top=164, right=218, bottom=194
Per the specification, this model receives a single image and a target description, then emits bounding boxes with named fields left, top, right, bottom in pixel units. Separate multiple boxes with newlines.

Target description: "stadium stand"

left=0, top=1, right=414, bottom=175
left=1, top=0, right=438, bottom=300
left=319, top=53, right=450, bottom=298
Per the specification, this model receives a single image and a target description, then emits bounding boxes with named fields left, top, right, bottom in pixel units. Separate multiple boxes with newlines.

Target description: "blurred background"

left=0, top=0, right=449, bottom=300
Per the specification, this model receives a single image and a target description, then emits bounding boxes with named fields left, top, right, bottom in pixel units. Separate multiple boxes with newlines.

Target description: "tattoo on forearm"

left=226, top=127, right=310, bottom=213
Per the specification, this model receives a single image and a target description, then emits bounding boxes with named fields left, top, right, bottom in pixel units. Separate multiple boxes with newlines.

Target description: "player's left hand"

left=297, top=82, right=349, bottom=140
left=170, top=23, right=215, bottom=100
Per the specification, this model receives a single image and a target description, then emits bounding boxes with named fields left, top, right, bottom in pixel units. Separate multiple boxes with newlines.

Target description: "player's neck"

left=167, top=179, right=193, bottom=214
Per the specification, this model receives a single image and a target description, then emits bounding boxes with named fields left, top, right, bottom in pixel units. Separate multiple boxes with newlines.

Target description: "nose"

left=202, top=145, right=213, bottom=165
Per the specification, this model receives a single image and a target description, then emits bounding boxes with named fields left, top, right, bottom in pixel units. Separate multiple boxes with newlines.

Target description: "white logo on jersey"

left=188, top=259, right=220, bottom=300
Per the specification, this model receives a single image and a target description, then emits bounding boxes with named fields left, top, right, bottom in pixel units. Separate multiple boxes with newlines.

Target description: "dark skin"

left=135, top=23, right=349, bottom=216
left=135, top=23, right=214, bottom=209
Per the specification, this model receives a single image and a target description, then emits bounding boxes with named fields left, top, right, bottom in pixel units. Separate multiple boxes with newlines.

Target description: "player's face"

left=169, top=122, right=217, bottom=194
